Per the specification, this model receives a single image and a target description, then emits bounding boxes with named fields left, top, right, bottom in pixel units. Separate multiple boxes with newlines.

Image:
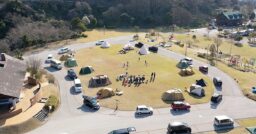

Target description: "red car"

left=171, top=101, right=191, bottom=111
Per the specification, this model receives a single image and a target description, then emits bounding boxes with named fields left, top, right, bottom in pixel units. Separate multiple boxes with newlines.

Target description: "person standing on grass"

left=138, top=57, right=140, bottom=61
left=145, top=60, right=147, bottom=66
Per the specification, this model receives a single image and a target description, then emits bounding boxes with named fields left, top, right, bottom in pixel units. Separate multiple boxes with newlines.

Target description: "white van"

left=214, top=115, right=234, bottom=127
left=50, top=59, right=62, bottom=70
left=74, top=79, right=82, bottom=93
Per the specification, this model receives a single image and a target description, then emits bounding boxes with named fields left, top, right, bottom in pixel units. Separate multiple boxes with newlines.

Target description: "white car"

left=74, top=79, right=82, bottom=93
left=45, top=54, right=53, bottom=63
left=183, top=57, right=193, bottom=65
left=58, top=47, right=71, bottom=54
left=135, top=105, right=153, bottom=115
left=214, top=115, right=234, bottom=127
left=96, top=40, right=105, bottom=46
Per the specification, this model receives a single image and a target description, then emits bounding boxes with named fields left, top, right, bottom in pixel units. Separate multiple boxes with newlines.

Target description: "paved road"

left=27, top=35, right=256, bottom=134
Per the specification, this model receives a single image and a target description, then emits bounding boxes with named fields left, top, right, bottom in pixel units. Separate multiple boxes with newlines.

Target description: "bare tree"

left=214, top=37, right=222, bottom=55
left=26, top=57, right=42, bottom=79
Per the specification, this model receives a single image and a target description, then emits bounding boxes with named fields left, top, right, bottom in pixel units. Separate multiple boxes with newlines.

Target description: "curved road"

left=27, top=36, right=256, bottom=134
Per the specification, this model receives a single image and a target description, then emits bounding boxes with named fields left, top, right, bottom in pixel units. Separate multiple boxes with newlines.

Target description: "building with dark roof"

left=0, top=53, right=26, bottom=99
left=216, top=11, right=244, bottom=27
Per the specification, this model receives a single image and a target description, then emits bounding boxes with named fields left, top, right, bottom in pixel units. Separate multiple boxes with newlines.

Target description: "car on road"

left=108, top=127, right=136, bottom=134
left=74, top=79, right=82, bottom=93
left=167, top=122, right=191, bottom=134
left=183, top=57, right=193, bottom=65
left=83, top=95, right=100, bottom=110
left=45, top=54, right=53, bottom=63
left=67, top=69, right=77, bottom=80
left=211, top=93, right=222, bottom=103
left=96, top=40, right=105, bottom=46
left=199, top=65, right=208, bottom=73
left=135, top=105, right=153, bottom=115
left=214, top=115, right=234, bottom=127
left=50, top=59, right=62, bottom=70
left=58, top=47, right=71, bottom=54
left=213, top=77, right=222, bottom=87
left=171, top=101, right=191, bottom=111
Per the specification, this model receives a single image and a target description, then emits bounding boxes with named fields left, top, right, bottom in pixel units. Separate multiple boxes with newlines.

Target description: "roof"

left=0, top=53, right=26, bottom=98
left=215, top=115, right=232, bottom=120
left=222, top=11, right=243, bottom=20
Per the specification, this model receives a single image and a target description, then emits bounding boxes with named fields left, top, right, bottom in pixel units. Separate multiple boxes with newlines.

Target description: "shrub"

left=45, top=95, right=58, bottom=112
left=46, top=74, right=55, bottom=84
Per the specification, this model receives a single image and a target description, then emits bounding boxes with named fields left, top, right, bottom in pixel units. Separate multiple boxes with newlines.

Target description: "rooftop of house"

left=222, top=11, right=243, bottom=20
left=0, top=53, right=26, bottom=98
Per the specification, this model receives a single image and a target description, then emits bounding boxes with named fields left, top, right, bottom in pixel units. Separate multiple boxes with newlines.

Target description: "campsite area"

left=71, top=44, right=214, bottom=110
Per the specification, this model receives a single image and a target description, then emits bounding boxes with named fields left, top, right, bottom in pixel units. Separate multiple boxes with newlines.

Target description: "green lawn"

left=72, top=45, right=214, bottom=110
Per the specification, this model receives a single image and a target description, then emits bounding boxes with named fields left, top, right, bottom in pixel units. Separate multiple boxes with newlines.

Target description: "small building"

left=0, top=53, right=26, bottom=110
left=250, top=10, right=256, bottom=22
left=216, top=11, right=243, bottom=27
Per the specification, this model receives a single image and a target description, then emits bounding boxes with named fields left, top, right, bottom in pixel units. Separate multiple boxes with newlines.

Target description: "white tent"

left=101, top=41, right=110, bottom=48
left=189, top=84, right=205, bottom=97
left=123, top=43, right=134, bottom=50
left=139, top=45, right=149, bottom=55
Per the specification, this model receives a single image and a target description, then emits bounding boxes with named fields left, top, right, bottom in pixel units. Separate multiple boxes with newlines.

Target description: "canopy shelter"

left=65, top=58, right=77, bottom=67
left=89, top=75, right=111, bottom=87
left=97, top=88, right=115, bottom=99
left=162, top=89, right=184, bottom=101
left=79, top=66, right=94, bottom=75
left=196, top=79, right=207, bottom=87
left=139, top=45, right=150, bottom=55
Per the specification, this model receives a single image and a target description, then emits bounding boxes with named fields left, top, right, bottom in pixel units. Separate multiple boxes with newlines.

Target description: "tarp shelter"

left=162, top=89, right=184, bottom=101
left=101, top=41, right=110, bottom=48
left=196, top=79, right=206, bottom=87
left=189, top=84, right=205, bottom=97
left=79, top=66, right=94, bottom=75
left=123, top=43, right=134, bottom=51
left=65, top=58, right=77, bottom=67
left=89, top=75, right=111, bottom=87
left=97, top=88, right=115, bottom=99
left=139, top=45, right=150, bottom=55
left=178, top=60, right=190, bottom=69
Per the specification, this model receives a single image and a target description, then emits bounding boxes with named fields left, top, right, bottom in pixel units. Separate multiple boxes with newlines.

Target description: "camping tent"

left=123, top=43, right=134, bottom=51
left=101, top=41, right=110, bottom=48
left=89, top=75, right=111, bottom=87
left=196, top=79, right=207, bottom=87
left=60, top=54, right=72, bottom=61
left=179, top=68, right=194, bottom=76
left=139, top=45, right=150, bottom=55
left=135, top=42, right=144, bottom=48
left=189, top=84, right=205, bottom=97
left=162, top=89, right=184, bottom=101
left=178, top=60, right=190, bottom=69
left=65, top=58, right=77, bottom=67
left=97, top=88, right=115, bottom=99
left=79, top=66, right=94, bottom=75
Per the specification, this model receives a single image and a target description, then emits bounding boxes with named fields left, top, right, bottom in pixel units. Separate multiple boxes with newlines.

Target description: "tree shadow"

left=44, top=66, right=59, bottom=73
left=69, top=86, right=81, bottom=95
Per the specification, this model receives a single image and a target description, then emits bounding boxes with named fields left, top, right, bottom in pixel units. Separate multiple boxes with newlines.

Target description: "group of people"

left=117, top=72, right=156, bottom=87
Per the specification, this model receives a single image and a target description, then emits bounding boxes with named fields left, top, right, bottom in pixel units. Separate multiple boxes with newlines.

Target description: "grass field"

left=72, top=45, right=214, bottom=110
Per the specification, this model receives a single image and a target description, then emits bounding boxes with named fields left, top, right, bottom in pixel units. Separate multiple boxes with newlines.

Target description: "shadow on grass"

left=188, top=93, right=204, bottom=99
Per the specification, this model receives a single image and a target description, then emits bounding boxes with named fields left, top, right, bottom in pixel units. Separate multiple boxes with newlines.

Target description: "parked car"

left=213, top=77, right=222, bottom=87
left=58, top=47, right=71, bottom=54
left=214, top=115, right=234, bottom=127
left=199, top=66, right=208, bottom=73
left=167, top=122, right=191, bottom=134
left=171, top=101, right=191, bottom=111
left=96, top=40, right=104, bottom=46
left=50, top=59, right=62, bottom=70
left=108, top=127, right=136, bottom=134
left=74, top=79, right=82, bottom=93
left=148, top=46, right=158, bottom=53
left=67, top=69, right=77, bottom=80
left=45, top=54, right=53, bottom=63
left=83, top=95, right=100, bottom=110
left=135, top=105, right=153, bottom=115
left=183, top=57, right=193, bottom=65
left=211, top=93, right=222, bottom=103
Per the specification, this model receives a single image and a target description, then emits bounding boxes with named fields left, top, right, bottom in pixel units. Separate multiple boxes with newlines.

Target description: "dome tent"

left=178, top=60, right=190, bottom=69
left=79, top=66, right=94, bottom=75
left=189, top=84, right=205, bottom=97
left=139, top=45, right=150, bottom=55
left=162, top=89, right=184, bottom=101
left=123, top=43, right=134, bottom=51
left=97, top=87, right=115, bottom=99
left=65, top=58, right=77, bottom=67
left=101, top=41, right=110, bottom=48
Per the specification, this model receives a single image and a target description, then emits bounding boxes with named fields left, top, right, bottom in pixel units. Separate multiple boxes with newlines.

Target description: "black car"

left=83, top=95, right=100, bottom=110
left=67, top=69, right=77, bottom=80
left=213, top=77, right=222, bottom=87
left=135, top=42, right=144, bottom=48
left=211, top=93, right=222, bottom=103
left=148, top=46, right=158, bottom=53
left=108, top=127, right=136, bottom=134
left=167, top=122, right=191, bottom=134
